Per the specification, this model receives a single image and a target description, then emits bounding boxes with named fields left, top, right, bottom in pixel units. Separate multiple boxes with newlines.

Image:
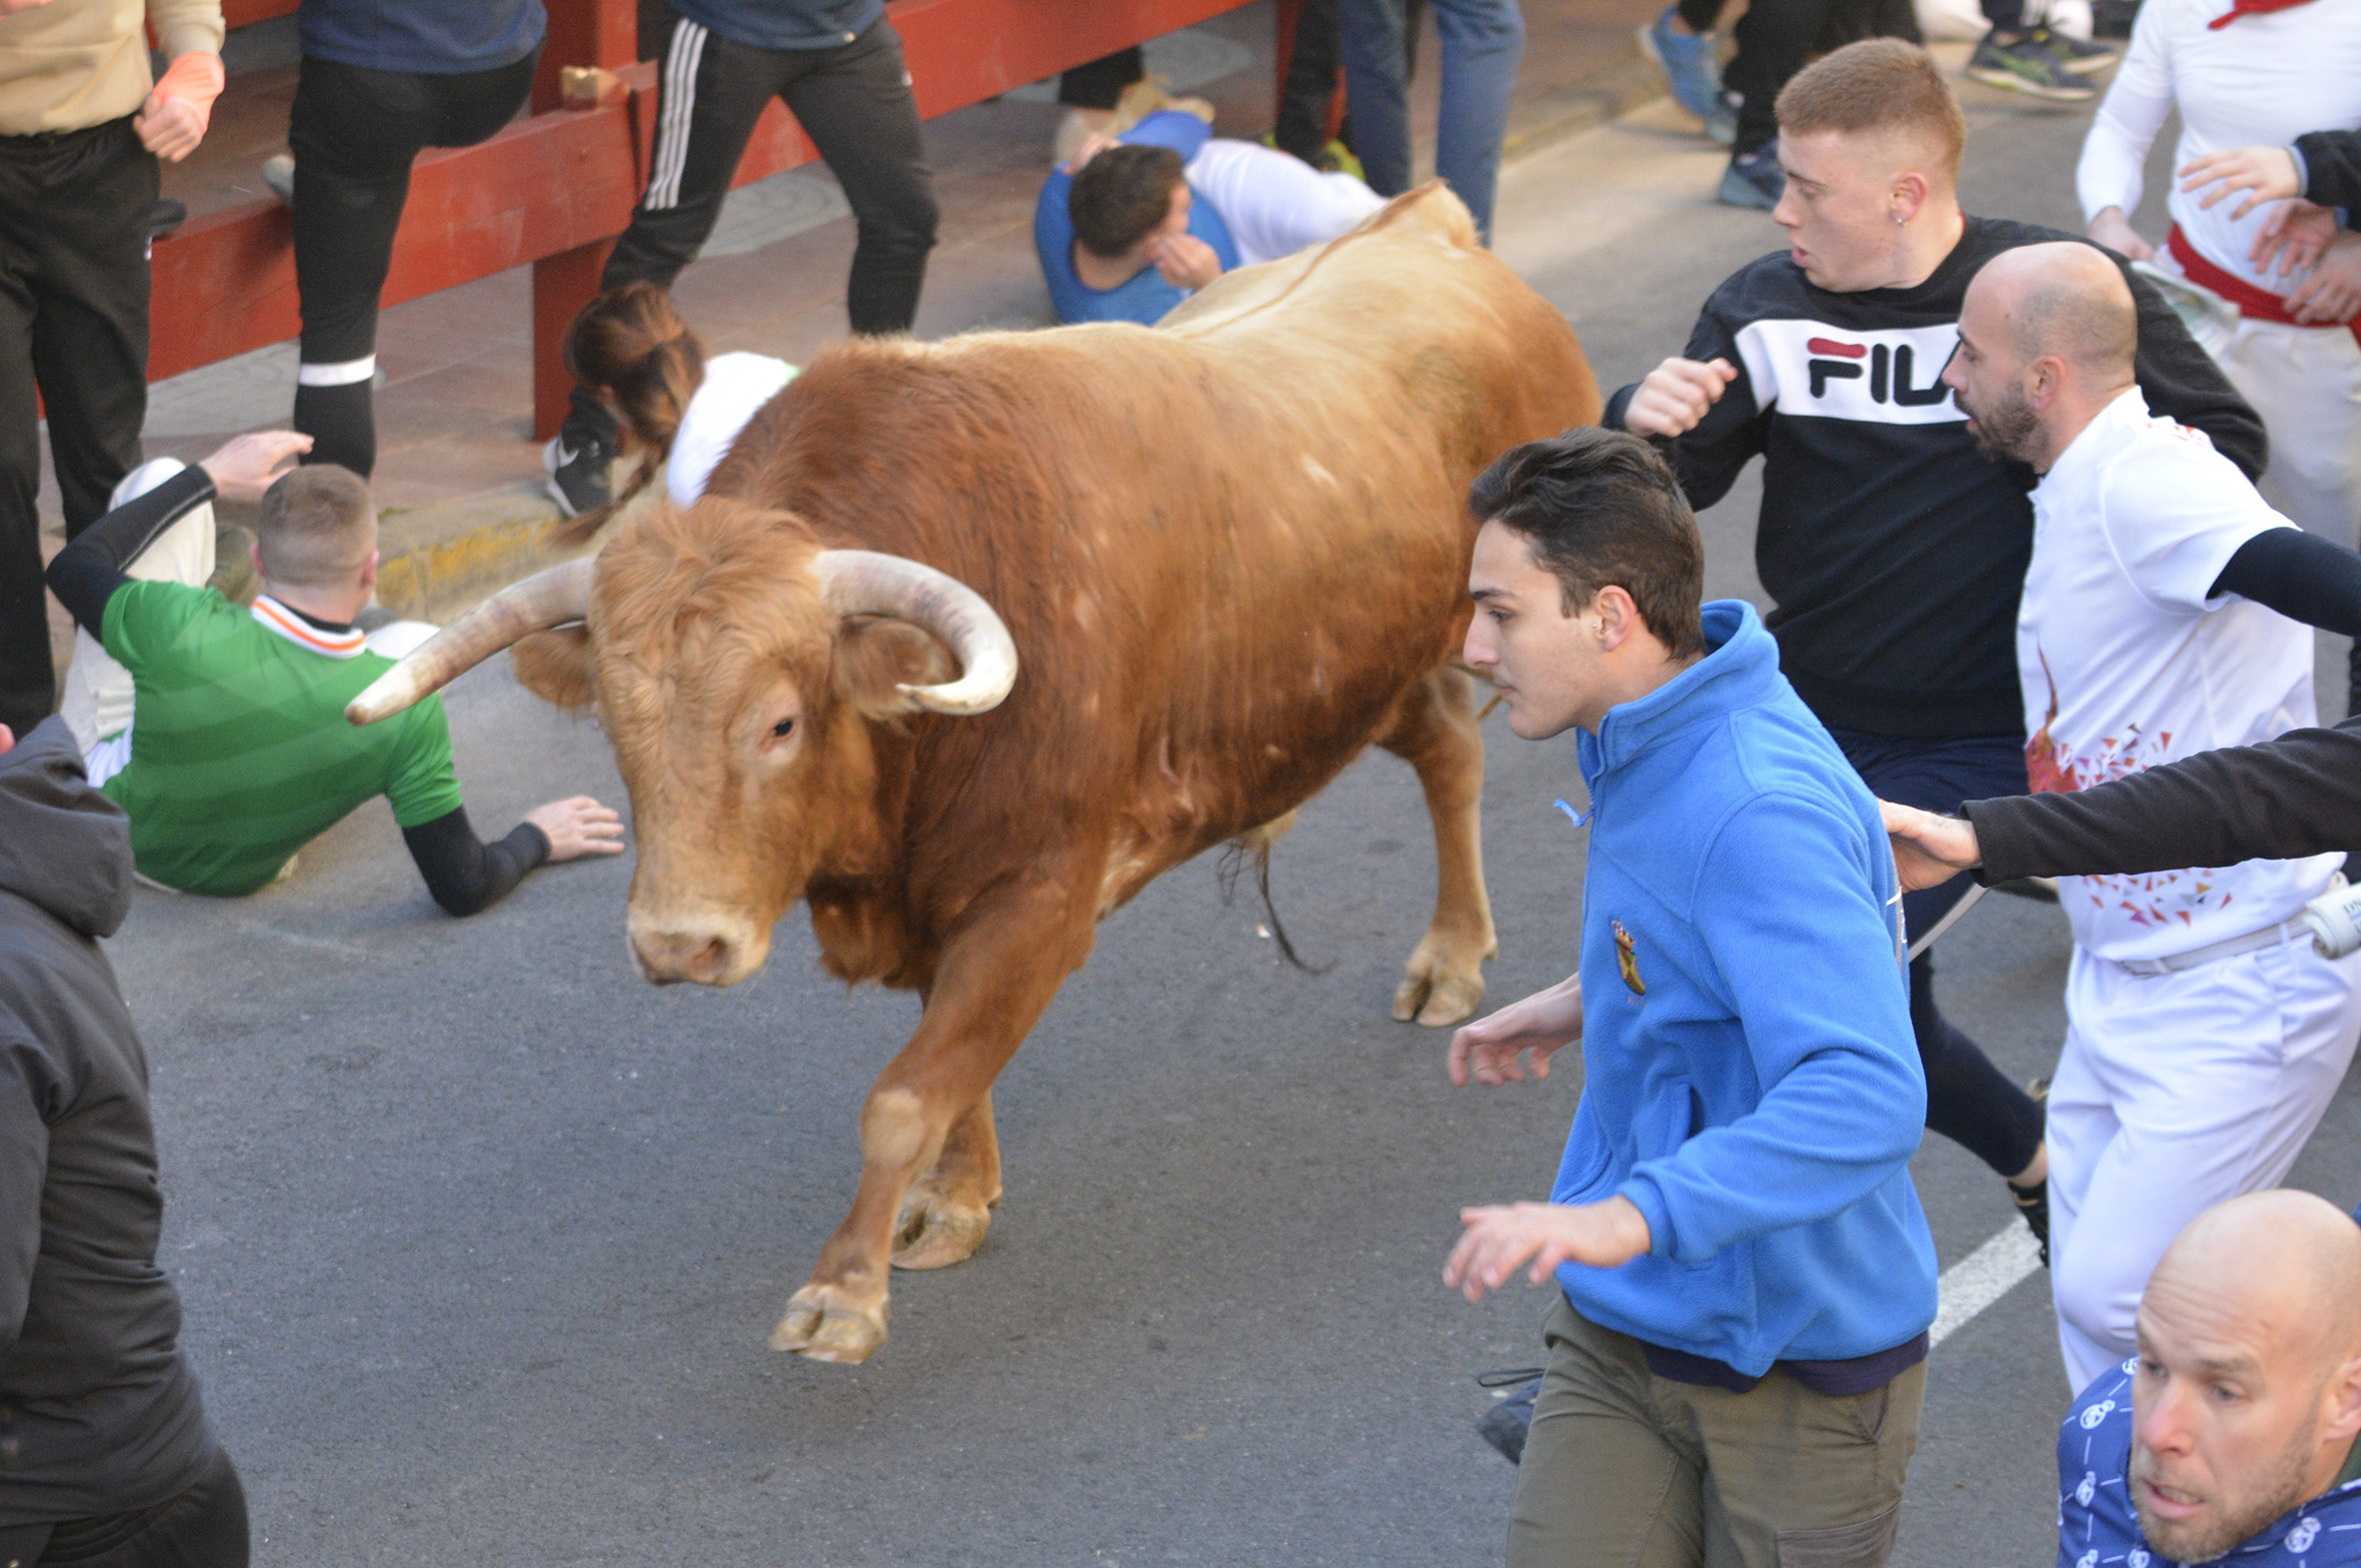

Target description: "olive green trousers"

left=1508, top=1294, right=1926, bottom=1568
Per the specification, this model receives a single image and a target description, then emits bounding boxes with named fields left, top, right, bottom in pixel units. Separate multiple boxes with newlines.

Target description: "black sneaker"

left=544, top=433, right=614, bottom=519
left=1476, top=1367, right=1543, bottom=1464
left=1718, top=145, right=1784, bottom=210
left=1966, top=31, right=2096, bottom=100
left=2031, top=25, right=2122, bottom=73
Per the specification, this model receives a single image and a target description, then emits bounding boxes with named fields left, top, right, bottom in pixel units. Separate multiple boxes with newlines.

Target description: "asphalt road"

left=100, top=51, right=2361, bottom=1568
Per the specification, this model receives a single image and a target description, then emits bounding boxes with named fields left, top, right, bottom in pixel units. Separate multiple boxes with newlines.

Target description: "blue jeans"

left=1337, top=0, right=1525, bottom=243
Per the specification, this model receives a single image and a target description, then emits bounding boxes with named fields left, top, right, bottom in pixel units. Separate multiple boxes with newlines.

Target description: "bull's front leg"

left=1378, top=665, right=1497, bottom=1027
left=771, top=875, right=1095, bottom=1364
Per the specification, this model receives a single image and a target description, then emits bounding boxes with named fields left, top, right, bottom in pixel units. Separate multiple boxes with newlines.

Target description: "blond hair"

left=256, top=465, right=376, bottom=589
left=1775, top=39, right=1968, bottom=180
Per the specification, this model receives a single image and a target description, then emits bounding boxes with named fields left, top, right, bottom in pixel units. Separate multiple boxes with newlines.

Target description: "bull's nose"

left=629, top=923, right=754, bottom=986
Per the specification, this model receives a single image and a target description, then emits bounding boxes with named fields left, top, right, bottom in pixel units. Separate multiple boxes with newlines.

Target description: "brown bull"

left=351, top=186, right=1599, bottom=1363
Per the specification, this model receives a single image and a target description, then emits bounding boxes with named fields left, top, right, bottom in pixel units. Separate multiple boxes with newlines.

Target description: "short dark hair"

left=1775, top=39, right=1967, bottom=179
left=1467, top=428, right=1706, bottom=658
left=256, top=464, right=376, bottom=589
left=1069, top=144, right=1185, bottom=259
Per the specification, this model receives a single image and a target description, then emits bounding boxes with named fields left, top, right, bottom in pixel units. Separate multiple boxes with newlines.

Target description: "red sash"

left=2166, top=223, right=2361, bottom=346
left=2208, top=0, right=2319, bottom=26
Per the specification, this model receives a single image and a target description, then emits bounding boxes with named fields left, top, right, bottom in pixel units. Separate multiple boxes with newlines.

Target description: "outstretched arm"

left=400, top=796, right=623, bottom=916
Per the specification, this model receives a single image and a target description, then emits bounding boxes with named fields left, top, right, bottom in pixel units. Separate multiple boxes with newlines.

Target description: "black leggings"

left=1271, top=0, right=1424, bottom=167
left=1724, top=0, right=1921, bottom=154
left=562, top=12, right=938, bottom=455
left=34, top=1446, right=248, bottom=1567
left=287, top=48, right=541, bottom=477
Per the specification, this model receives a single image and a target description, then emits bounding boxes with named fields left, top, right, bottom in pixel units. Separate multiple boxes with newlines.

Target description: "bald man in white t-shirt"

left=1944, top=243, right=2361, bottom=1393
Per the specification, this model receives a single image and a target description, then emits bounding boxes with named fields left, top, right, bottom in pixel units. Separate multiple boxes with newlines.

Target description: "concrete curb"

left=365, top=47, right=1680, bottom=626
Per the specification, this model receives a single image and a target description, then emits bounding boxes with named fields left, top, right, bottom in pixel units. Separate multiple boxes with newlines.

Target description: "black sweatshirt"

left=2296, top=129, right=2361, bottom=215
left=1956, top=527, right=2361, bottom=882
left=43, top=471, right=549, bottom=915
left=0, top=720, right=220, bottom=1525
left=1605, top=216, right=2267, bottom=739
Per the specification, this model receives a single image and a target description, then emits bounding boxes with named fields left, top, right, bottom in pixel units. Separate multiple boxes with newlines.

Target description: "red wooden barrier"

left=153, top=0, right=1269, bottom=440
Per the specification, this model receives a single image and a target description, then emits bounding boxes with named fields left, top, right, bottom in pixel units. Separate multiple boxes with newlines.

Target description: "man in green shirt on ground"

left=43, top=434, right=621, bottom=911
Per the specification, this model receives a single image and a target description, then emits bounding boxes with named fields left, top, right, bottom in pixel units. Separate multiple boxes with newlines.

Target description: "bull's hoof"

left=769, top=1282, right=888, bottom=1363
left=1392, top=967, right=1486, bottom=1027
left=891, top=1181, right=997, bottom=1271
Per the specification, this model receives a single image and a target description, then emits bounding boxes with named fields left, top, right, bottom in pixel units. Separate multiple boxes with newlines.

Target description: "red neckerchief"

left=2209, top=0, right=2318, bottom=28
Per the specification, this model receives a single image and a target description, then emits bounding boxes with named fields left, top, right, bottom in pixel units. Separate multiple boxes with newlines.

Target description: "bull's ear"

left=511, top=626, right=596, bottom=711
left=834, top=616, right=958, bottom=720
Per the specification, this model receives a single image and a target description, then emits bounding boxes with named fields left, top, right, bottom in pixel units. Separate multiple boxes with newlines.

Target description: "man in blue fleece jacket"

left=1443, top=428, right=1939, bottom=1568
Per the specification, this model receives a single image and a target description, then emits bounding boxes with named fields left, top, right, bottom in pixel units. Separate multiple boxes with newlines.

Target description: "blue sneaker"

left=1637, top=7, right=1725, bottom=125
left=1476, top=1367, right=1543, bottom=1464
left=1718, top=144, right=1784, bottom=210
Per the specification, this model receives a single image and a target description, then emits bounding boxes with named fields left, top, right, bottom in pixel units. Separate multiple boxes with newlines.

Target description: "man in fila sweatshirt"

left=1444, top=428, right=1934, bottom=1568
left=1608, top=39, right=2262, bottom=1261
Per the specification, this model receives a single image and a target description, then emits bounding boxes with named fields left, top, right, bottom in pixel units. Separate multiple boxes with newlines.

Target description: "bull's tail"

left=1217, top=817, right=1332, bottom=976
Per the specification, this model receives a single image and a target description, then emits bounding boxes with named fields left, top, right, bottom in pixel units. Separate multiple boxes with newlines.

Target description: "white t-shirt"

left=2019, top=386, right=2337, bottom=962
left=666, top=352, right=798, bottom=509
left=2076, top=0, right=2361, bottom=296
left=1184, top=138, right=1386, bottom=268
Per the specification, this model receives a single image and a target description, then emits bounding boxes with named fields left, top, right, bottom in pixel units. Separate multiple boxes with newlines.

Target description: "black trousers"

left=0, top=116, right=155, bottom=737
left=1272, top=0, right=1424, bottom=167
left=23, top=1446, right=249, bottom=1567
left=286, top=49, right=540, bottom=477
left=562, top=12, right=938, bottom=454
left=1829, top=726, right=2047, bottom=1181
left=1726, top=0, right=1920, bottom=153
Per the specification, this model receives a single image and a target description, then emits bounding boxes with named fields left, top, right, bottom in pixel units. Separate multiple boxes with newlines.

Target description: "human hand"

left=2253, top=201, right=2340, bottom=278
left=134, top=90, right=205, bottom=162
left=2179, top=145, right=2303, bottom=221
left=2288, top=232, right=2361, bottom=324
left=1622, top=357, right=1737, bottom=439
left=199, top=431, right=313, bottom=501
left=1447, top=975, right=1582, bottom=1086
left=1879, top=799, right=1981, bottom=890
left=1443, top=1196, right=1651, bottom=1302
left=2086, top=207, right=2153, bottom=263
left=1066, top=132, right=1120, bottom=174
left=526, top=795, right=627, bottom=860
left=1149, top=232, right=1222, bottom=291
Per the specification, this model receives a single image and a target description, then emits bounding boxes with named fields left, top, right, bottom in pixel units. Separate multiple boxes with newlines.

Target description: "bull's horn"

left=814, top=549, right=1018, bottom=716
left=347, top=558, right=596, bottom=726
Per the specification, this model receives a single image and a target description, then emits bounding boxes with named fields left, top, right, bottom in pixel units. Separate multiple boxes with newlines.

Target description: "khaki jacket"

left=0, top=0, right=223, bottom=137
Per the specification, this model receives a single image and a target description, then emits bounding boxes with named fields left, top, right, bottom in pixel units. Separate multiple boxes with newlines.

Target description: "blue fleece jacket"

left=1552, top=600, right=1937, bottom=1375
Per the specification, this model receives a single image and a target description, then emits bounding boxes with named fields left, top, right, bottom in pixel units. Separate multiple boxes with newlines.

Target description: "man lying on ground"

left=2057, top=1190, right=2361, bottom=1568
left=1034, top=107, right=1386, bottom=325
left=41, top=434, right=622, bottom=910
left=1443, top=428, right=1935, bottom=1568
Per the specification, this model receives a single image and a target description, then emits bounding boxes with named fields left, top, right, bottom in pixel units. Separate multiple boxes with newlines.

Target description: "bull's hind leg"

left=1379, top=665, right=1497, bottom=1027
left=772, top=876, right=1094, bottom=1363
left=892, top=1090, right=1003, bottom=1270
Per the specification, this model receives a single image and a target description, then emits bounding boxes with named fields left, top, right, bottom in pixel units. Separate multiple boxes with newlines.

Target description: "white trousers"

left=2048, top=936, right=2361, bottom=1393
left=2158, top=250, right=2361, bottom=547
left=59, top=458, right=213, bottom=756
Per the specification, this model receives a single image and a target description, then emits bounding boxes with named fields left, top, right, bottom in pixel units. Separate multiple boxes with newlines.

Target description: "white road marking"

left=1931, top=1223, right=2046, bottom=1348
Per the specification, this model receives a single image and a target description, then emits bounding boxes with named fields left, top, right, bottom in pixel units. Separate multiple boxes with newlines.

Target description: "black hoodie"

left=0, top=719, right=218, bottom=1525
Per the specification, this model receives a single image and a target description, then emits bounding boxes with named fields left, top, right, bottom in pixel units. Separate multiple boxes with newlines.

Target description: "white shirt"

left=2019, top=386, right=2337, bottom=961
left=1183, top=138, right=1386, bottom=268
left=2076, top=0, right=2361, bottom=296
left=666, top=352, right=798, bottom=509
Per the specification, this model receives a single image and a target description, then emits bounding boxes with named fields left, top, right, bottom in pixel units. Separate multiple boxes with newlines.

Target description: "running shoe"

left=260, top=154, right=294, bottom=205
left=1966, top=32, right=2097, bottom=100
left=2032, top=25, right=2123, bottom=72
left=1702, top=97, right=1738, bottom=148
left=1636, top=7, right=1726, bottom=127
left=544, top=433, right=615, bottom=519
left=1476, top=1367, right=1543, bottom=1464
left=1718, top=145, right=1784, bottom=210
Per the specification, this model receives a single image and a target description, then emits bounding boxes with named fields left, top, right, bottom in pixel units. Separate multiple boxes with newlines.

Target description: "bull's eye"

left=771, top=718, right=796, bottom=739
